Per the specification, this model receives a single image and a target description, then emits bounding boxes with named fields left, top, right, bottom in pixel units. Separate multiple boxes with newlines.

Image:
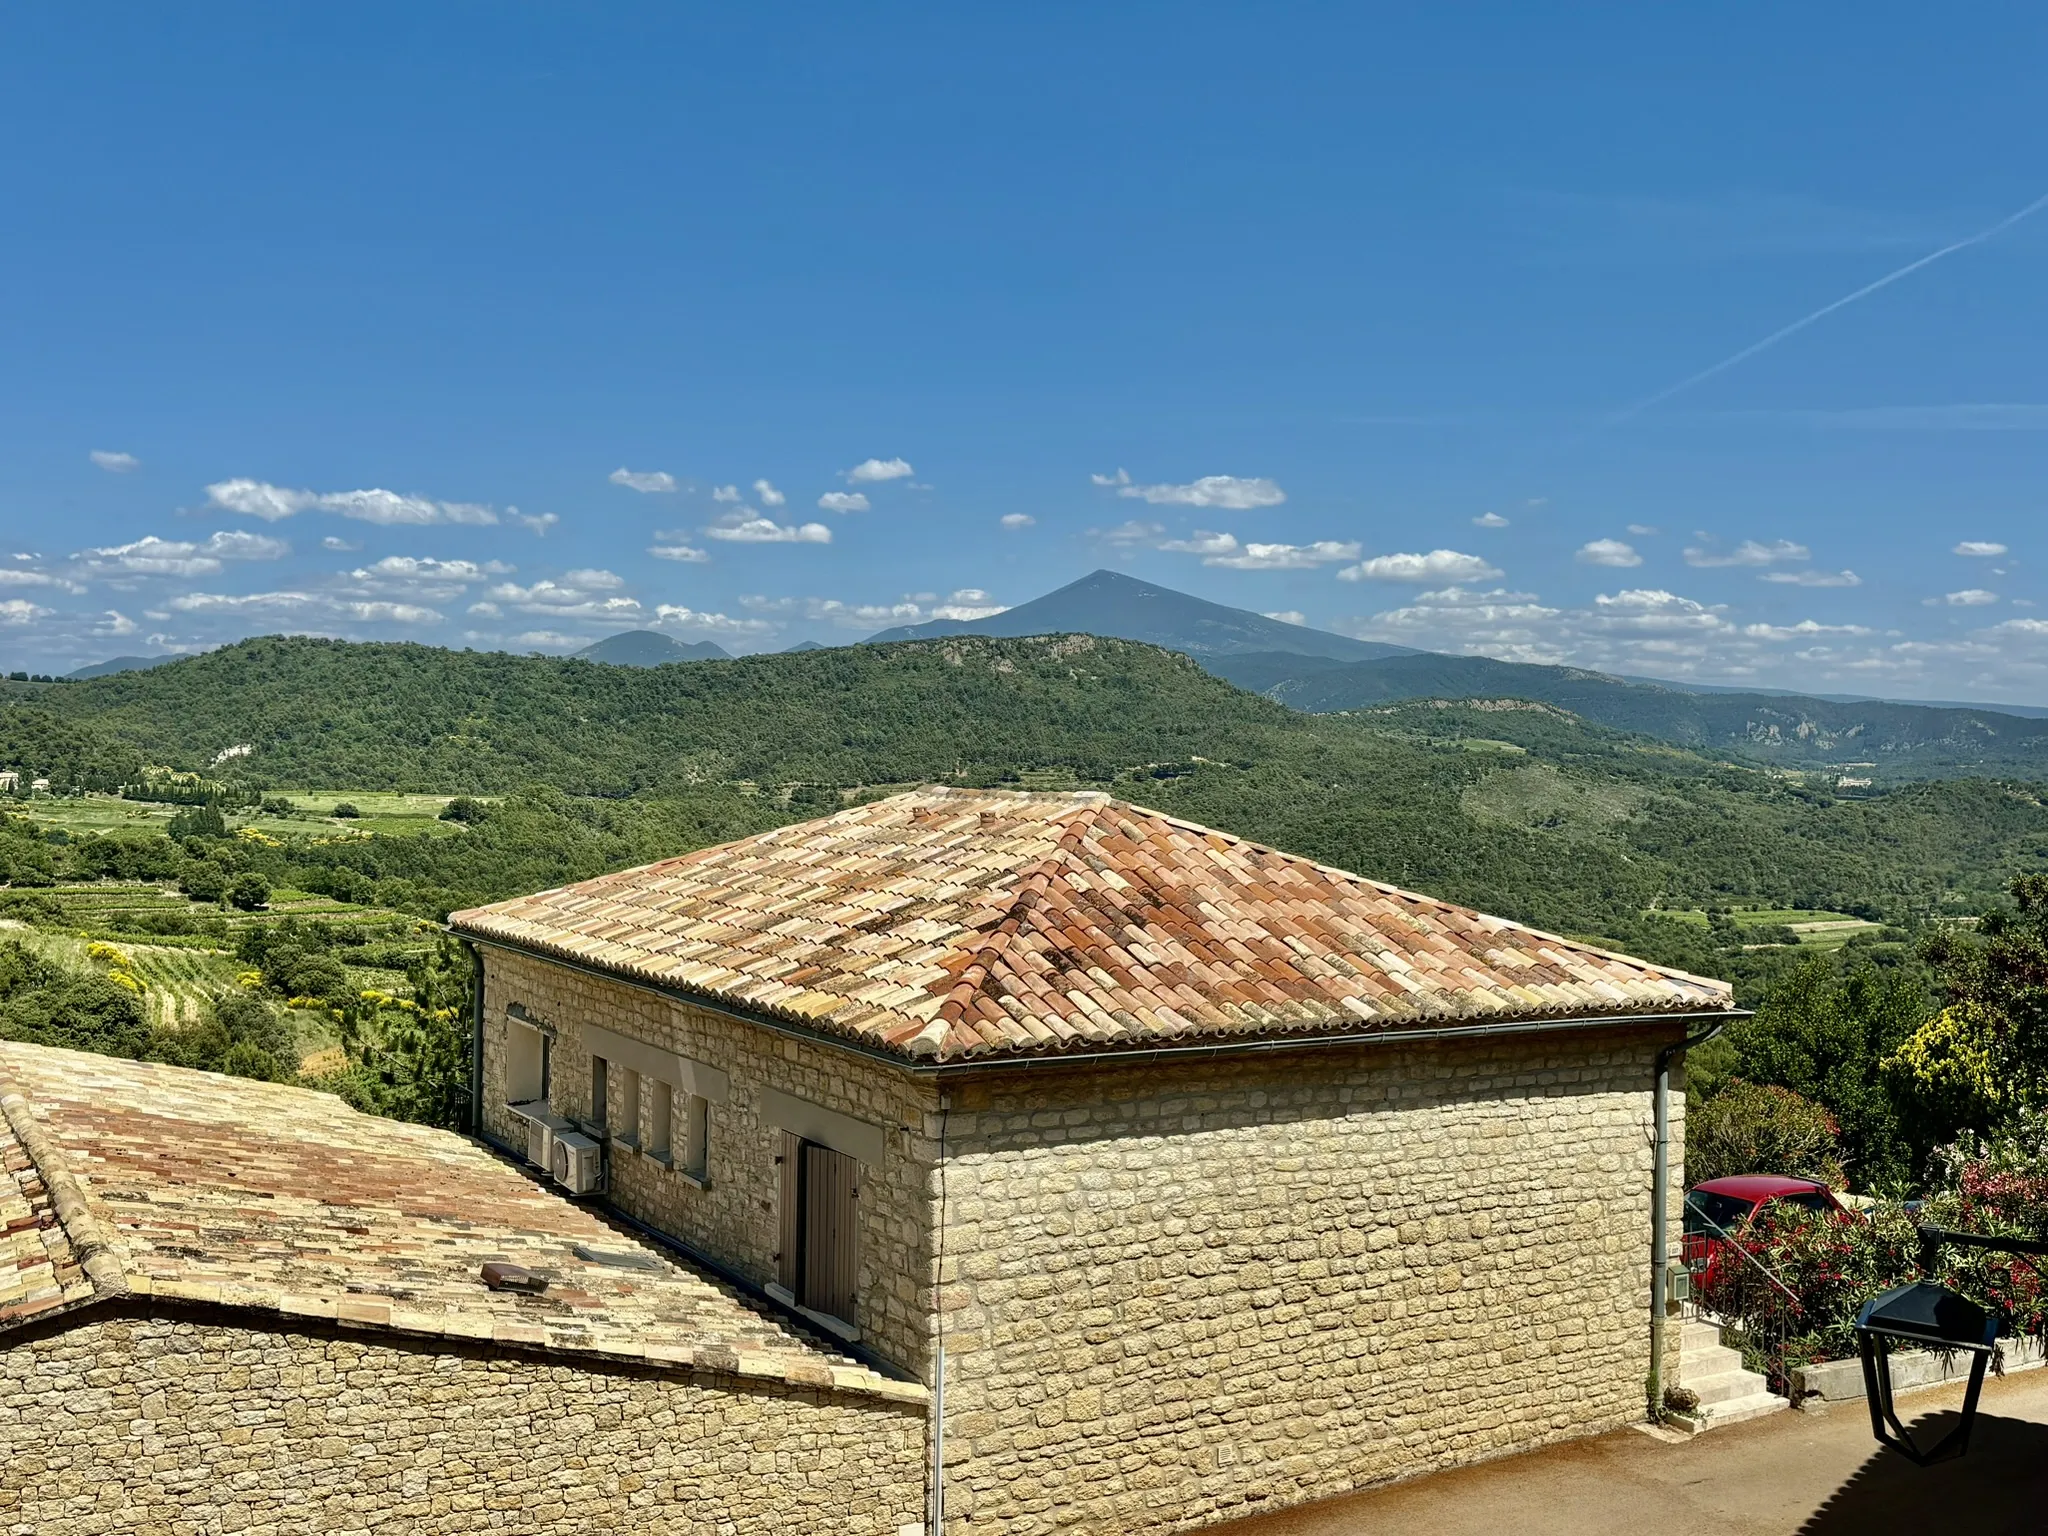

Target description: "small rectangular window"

left=504, top=1020, right=544, bottom=1104
left=590, top=1056, right=608, bottom=1130
left=682, top=1095, right=710, bottom=1181
left=648, top=1081, right=673, bottom=1160
left=617, top=1069, right=641, bottom=1146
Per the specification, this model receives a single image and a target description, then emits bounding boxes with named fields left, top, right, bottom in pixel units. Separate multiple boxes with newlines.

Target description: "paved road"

left=1214, top=1371, right=2048, bottom=1536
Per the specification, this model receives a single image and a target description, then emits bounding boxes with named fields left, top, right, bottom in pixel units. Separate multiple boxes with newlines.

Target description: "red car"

left=1683, top=1175, right=1850, bottom=1286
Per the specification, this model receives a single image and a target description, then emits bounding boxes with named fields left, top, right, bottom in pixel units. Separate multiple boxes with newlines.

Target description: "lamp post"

left=1856, top=1225, right=2048, bottom=1466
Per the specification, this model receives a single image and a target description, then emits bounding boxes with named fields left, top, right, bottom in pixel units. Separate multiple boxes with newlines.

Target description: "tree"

left=331, top=802, right=361, bottom=819
left=227, top=872, right=271, bottom=911
left=169, top=803, right=227, bottom=839
left=180, top=860, right=228, bottom=903
left=1687, top=1081, right=1846, bottom=1188
left=1726, top=955, right=1928, bottom=1190
left=0, top=972, right=151, bottom=1059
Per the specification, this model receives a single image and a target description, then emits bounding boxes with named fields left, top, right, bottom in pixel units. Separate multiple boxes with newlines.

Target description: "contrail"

left=1604, top=187, right=2048, bottom=428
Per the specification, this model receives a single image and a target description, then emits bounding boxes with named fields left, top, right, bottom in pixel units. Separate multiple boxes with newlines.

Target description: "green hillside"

left=6, top=633, right=2048, bottom=945
left=1205, top=650, right=2048, bottom=780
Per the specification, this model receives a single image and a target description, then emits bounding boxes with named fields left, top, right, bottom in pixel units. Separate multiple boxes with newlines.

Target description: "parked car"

left=1683, top=1175, right=1852, bottom=1288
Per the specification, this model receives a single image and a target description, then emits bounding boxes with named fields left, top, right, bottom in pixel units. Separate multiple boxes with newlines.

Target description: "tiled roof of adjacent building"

left=451, top=787, right=1733, bottom=1063
left=0, top=1042, right=918, bottom=1403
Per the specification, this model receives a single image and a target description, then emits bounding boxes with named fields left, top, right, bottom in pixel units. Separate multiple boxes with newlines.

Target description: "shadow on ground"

left=1799, top=1411, right=2048, bottom=1535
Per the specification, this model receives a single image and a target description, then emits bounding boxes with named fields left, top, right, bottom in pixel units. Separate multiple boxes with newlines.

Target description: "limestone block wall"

left=933, top=1027, right=1681, bottom=1535
left=0, top=1311, right=927, bottom=1536
left=478, top=947, right=940, bottom=1376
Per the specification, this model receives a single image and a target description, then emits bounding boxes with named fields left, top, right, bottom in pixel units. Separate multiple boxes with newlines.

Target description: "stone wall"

left=0, top=1310, right=927, bottom=1536
left=932, top=1026, right=1682, bottom=1534
left=478, top=947, right=941, bottom=1376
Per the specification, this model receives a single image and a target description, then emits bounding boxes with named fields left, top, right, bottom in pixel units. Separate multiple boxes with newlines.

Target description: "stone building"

left=0, top=1042, right=927, bottom=1534
left=451, top=787, right=1735, bottom=1533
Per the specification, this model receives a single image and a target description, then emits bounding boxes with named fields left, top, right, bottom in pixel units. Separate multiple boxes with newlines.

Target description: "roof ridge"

left=0, top=1077, right=128, bottom=1302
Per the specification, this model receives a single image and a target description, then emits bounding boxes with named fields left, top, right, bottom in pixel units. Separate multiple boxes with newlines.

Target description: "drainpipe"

left=931, top=1091, right=950, bottom=1536
left=1650, top=1018, right=1731, bottom=1417
left=465, top=938, right=485, bottom=1137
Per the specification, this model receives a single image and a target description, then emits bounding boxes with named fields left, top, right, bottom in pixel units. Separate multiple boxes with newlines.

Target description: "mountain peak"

left=572, top=631, right=732, bottom=667
left=865, top=569, right=1415, bottom=664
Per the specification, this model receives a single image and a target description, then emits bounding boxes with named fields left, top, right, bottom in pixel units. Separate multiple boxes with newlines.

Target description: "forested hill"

left=16, top=632, right=1315, bottom=795
left=1205, top=650, right=2048, bottom=780
left=9, top=632, right=2048, bottom=937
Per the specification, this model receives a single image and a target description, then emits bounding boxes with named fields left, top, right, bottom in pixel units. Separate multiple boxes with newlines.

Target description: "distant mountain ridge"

left=572, top=631, right=731, bottom=667
left=1204, top=649, right=2048, bottom=780
left=865, top=569, right=1417, bottom=663
left=65, top=655, right=179, bottom=681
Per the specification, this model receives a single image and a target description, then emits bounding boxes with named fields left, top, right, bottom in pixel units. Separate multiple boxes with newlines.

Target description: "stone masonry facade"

left=0, top=1310, right=927, bottom=1536
left=932, top=1027, right=1683, bottom=1534
left=479, top=942, right=1685, bottom=1535
left=479, top=946, right=943, bottom=1374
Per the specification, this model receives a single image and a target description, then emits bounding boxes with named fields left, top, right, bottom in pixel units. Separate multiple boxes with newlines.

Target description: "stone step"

left=1684, top=1368, right=1770, bottom=1408
left=1678, top=1342, right=1744, bottom=1381
left=1698, top=1389, right=1790, bottom=1428
left=1681, top=1320, right=1729, bottom=1352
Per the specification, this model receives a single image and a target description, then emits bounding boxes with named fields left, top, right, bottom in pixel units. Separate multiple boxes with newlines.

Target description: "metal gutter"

left=461, top=931, right=1742, bottom=1078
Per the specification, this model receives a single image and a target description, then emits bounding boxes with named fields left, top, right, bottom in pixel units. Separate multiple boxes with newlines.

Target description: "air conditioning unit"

left=551, top=1129, right=603, bottom=1195
left=509, top=1101, right=574, bottom=1171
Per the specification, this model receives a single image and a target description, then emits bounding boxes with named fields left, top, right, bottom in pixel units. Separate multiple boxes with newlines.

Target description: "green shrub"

left=331, top=802, right=360, bottom=819
left=226, top=872, right=271, bottom=911
left=180, top=860, right=228, bottom=903
left=1688, top=1081, right=1845, bottom=1188
left=0, top=972, right=151, bottom=1058
left=438, top=796, right=487, bottom=824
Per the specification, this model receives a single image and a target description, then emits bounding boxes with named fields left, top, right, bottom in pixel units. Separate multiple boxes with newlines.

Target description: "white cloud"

left=1760, top=569, right=1861, bottom=587
left=1576, top=539, right=1642, bottom=568
left=1682, top=538, right=1809, bottom=568
left=90, top=450, right=140, bottom=474
left=1095, top=519, right=1164, bottom=546
left=651, top=604, right=777, bottom=637
left=706, top=514, right=832, bottom=544
left=1472, top=511, right=1510, bottom=528
left=1627, top=524, right=1660, bottom=536
left=1954, top=541, right=2008, bottom=557
left=507, top=508, right=558, bottom=535
left=1111, top=473, right=1286, bottom=510
left=206, top=479, right=500, bottom=526
left=0, top=599, right=51, bottom=624
left=70, top=531, right=288, bottom=580
left=1000, top=513, right=1036, bottom=529
left=322, top=535, right=362, bottom=552
left=1209, top=537, right=1362, bottom=571
left=509, top=630, right=583, bottom=650
left=1157, top=531, right=1242, bottom=557
left=1935, top=589, right=1999, bottom=606
left=1338, top=549, right=1503, bottom=584
left=0, top=567, right=82, bottom=593
left=610, top=467, right=677, bottom=494
left=346, top=555, right=510, bottom=599
left=168, top=591, right=443, bottom=624
left=844, top=457, right=913, bottom=484
left=1264, top=610, right=1307, bottom=626
left=95, top=610, right=138, bottom=636
left=480, top=574, right=642, bottom=624
left=753, top=479, right=786, bottom=507
left=817, top=491, right=870, bottom=514
left=1741, top=620, right=1875, bottom=640
left=1589, top=589, right=1734, bottom=634
left=712, top=485, right=742, bottom=503
left=1091, top=469, right=1132, bottom=487
left=649, top=542, right=710, bottom=563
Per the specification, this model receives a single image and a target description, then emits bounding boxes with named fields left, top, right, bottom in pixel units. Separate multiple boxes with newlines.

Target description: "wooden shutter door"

left=777, top=1131, right=803, bottom=1294
left=800, top=1142, right=858, bottom=1323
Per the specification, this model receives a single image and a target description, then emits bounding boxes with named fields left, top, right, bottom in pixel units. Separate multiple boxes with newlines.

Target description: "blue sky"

left=6, top=5, right=2048, bottom=701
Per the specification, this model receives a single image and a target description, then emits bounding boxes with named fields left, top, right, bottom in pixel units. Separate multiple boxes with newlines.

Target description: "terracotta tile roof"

left=451, top=787, right=1732, bottom=1063
left=0, top=1042, right=917, bottom=1403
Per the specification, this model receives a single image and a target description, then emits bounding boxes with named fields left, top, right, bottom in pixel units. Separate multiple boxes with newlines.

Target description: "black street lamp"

left=1856, top=1225, right=2048, bottom=1466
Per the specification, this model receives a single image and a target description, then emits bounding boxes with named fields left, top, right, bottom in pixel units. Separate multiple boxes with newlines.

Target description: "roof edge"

left=459, top=928, right=1744, bottom=1074
left=0, top=1078, right=128, bottom=1302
